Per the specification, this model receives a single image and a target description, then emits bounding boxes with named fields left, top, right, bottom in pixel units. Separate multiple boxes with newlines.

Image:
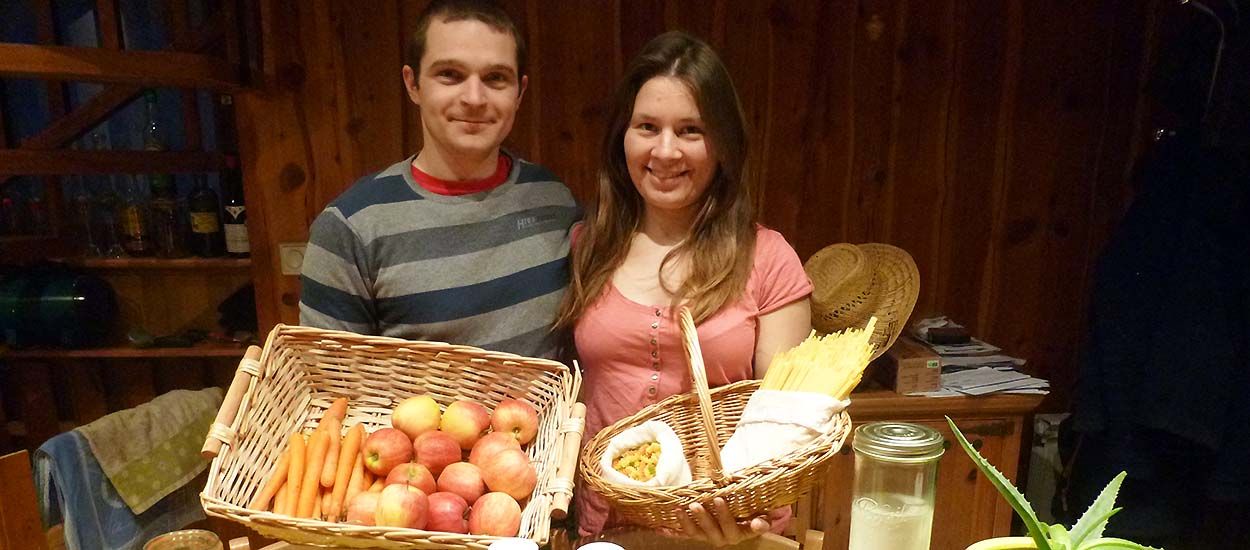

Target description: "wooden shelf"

left=1, top=342, right=249, bottom=359
left=0, top=150, right=226, bottom=176
left=56, top=257, right=251, bottom=270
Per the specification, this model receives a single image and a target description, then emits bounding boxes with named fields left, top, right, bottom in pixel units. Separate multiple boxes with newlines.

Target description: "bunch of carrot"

left=247, top=397, right=382, bottom=521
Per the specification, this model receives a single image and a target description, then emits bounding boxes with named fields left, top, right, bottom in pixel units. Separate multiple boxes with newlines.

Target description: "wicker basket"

left=579, top=309, right=852, bottom=529
left=200, top=324, right=584, bottom=549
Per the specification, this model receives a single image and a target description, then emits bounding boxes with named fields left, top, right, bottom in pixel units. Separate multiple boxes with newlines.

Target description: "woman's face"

left=623, top=76, right=716, bottom=220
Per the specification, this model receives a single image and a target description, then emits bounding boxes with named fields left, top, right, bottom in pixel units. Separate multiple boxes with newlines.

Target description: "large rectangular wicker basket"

left=579, top=309, right=851, bottom=529
left=200, top=324, right=583, bottom=549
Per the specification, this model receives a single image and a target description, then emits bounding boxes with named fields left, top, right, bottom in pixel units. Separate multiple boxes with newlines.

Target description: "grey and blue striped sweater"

left=298, top=154, right=580, bottom=358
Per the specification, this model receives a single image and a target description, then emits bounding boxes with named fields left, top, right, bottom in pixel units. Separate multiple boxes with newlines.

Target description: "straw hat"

left=803, top=243, right=920, bottom=359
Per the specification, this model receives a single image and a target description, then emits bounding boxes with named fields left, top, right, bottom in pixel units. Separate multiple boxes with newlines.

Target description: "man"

left=299, top=0, right=578, bottom=358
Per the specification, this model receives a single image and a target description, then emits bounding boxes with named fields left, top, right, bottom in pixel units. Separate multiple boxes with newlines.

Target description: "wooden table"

left=226, top=388, right=1043, bottom=550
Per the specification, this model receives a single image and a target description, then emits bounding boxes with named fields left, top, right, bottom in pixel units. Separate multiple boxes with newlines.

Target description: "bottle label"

left=121, top=207, right=146, bottom=236
left=191, top=212, right=220, bottom=233
left=225, top=205, right=246, bottom=219
left=225, top=223, right=250, bottom=253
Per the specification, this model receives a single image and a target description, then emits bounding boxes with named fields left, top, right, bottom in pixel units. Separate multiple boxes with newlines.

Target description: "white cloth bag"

left=720, top=389, right=849, bottom=474
left=600, top=420, right=693, bottom=487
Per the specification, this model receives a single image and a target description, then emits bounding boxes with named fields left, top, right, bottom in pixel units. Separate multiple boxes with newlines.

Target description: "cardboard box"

left=873, top=336, right=941, bottom=394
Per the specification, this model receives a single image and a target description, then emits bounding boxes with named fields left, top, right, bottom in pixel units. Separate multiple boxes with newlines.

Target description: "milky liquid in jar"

left=847, top=422, right=945, bottom=550
left=848, top=493, right=935, bottom=550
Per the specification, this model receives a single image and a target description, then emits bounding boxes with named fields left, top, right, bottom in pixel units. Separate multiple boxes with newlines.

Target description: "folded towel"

left=33, top=429, right=205, bottom=550
left=76, top=387, right=223, bottom=514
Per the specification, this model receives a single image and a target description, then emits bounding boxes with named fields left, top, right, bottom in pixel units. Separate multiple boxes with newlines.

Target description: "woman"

left=556, top=31, right=813, bottom=544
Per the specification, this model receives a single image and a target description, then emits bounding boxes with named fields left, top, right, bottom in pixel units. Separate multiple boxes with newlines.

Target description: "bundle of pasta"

left=720, top=318, right=877, bottom=473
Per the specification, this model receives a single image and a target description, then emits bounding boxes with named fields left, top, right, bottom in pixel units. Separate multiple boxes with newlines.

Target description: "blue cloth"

left=33, top=430, right=205, bottom=550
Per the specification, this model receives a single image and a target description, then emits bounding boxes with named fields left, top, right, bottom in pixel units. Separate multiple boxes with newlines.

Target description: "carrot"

left=329, top=424, right=365, bottom=519
left=274, top=483, right=289, bottom=515
left=322, top=489, right=334, bottom=521
left=320, top=416, right=342, bottom=487
left=284, top=432, right=306, bottom=515
left=344, top=453, right=365, bottom=510
left=324, top=397, right=348, bottom=424
left=297, top=429, right=330, bottom=518
left=248, top=446, right=291, bottom=510
left=313, top=486, right=323, bottom=520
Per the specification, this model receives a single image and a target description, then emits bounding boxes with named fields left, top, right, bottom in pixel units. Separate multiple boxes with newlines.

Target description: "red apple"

left=413, top=430, right=461, bottom=477
left=385, top=462, right=436, bottom=495
left=437, top=461, right=486, bottom=504
left=491, top=399, right=540, bottom=445
left=468, top=492, right=522, bottom=537
left=375, top=484, right=429, bottom=529
left=345, top=492, right=380, bottom=526
left=363, top=428, right=413, bottom=476
left=469, top=432, right=522, bottom=468
left=480, top=449, right=537, bottom=501
left=391, top=395, right=442, bottom=441
left=425, top=491, right=469, bottom=534
left=440, top=400, right=491, bottom=450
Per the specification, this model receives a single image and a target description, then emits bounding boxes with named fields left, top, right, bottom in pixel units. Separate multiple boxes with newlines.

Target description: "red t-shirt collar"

left=411, top=153, right=512, bottom=196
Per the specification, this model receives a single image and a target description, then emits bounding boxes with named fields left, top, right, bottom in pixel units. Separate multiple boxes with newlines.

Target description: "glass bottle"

left=88, top=133, right=126, bottom=258
left=221, top=155, right=249, bottom=258
left=66, top=175, right=101, bottom=256
left=848, top=422, right=945, bottom=550
left=188, top=174, right=224, bottom=257
left=142, top=89, right=163, bottom=152
left=149, top=173, right=188, bottom=258
left=117, top=174, right=153, bottom=256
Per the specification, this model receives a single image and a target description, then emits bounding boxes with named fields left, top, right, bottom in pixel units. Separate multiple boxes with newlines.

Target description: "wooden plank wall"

left=238, top=0, right=1160, bottom=410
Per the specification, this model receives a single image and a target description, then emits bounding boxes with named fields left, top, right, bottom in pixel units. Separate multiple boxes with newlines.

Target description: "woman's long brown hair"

left=555, top=31, right=756, bottom=330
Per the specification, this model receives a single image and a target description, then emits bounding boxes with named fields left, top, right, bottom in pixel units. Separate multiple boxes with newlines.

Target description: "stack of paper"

left=909, top=316, right=1049, bottom=397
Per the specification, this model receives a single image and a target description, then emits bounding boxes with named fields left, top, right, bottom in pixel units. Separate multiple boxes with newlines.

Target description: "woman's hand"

left=671, top=498, right=771, bottom=547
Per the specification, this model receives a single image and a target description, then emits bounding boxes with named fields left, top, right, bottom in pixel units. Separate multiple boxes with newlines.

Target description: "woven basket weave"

left=201, top=324, right=582, bottom=549
left=579, top=309, right=852, bottom=529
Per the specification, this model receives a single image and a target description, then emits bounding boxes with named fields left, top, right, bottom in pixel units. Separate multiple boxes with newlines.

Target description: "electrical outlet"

left=279, top=242, right=307, bottom=275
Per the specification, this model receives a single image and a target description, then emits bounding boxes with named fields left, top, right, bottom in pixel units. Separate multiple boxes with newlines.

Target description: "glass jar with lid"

left=848, top=422, right=946, bottom=550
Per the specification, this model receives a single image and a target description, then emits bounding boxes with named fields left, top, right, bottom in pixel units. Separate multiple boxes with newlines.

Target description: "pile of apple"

left=349, top=395, right=540, bottom=536
left=248, top=394, right=541, bottom=539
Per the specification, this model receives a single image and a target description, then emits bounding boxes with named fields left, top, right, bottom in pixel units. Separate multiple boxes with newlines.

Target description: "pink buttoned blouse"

left=574, top=226, right=813, bottom=536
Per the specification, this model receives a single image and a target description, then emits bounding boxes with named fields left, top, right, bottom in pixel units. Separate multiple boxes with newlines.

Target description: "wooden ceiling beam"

left=0, top=43, right=240, bottom=90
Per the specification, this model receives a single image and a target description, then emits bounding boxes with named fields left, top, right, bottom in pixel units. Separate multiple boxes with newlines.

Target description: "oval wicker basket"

left=200, top=324, right=583, bottom=550
left=579, top=308, right=852, bottom=529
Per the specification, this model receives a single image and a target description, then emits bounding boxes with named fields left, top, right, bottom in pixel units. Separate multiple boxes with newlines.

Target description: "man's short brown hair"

left=405, top=0, right=527, bottom=79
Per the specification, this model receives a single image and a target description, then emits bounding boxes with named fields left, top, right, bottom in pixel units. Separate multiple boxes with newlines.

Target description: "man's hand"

left=671, top=497, right=771, bottom=547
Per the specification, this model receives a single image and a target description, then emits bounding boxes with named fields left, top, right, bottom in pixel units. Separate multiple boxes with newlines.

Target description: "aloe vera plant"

left=946, top=417, right=1163, bottom=550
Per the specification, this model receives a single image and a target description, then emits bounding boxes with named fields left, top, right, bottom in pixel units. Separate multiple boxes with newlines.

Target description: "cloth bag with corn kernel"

left=601, top=420, right=693, bottom=487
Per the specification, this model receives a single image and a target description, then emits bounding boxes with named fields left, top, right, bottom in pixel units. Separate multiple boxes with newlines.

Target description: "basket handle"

left=201, top=345, right=263, bottom=459
left=678, top=307, right=726, bottom=483
left=548, top=401, right=586, bottom=519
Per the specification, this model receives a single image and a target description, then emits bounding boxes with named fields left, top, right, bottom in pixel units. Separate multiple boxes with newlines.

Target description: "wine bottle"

left=188, top=174, right=224, bottom=257
left=221, top=155, right=250, bottom=258
left=118, top=174, right=153, bottom=257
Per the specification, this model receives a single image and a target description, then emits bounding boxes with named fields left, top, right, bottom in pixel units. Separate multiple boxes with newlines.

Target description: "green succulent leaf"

left=1070, top=471, right=1126, bottom=543
left=1076, top=537, right=1165, bottom=550
left=947, top=416, right=1053, bottom=550
left=1048, top=524, right=1072, bottom=549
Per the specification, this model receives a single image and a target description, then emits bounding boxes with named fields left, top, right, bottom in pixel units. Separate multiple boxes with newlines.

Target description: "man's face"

left=402, top=18, right=527, bottom=163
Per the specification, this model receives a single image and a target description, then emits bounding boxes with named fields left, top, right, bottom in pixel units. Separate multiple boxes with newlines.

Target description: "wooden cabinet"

left=812, top=390, right=1042, bottom=550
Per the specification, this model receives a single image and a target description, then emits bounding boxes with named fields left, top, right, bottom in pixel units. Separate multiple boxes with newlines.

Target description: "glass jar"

left=142, top=529, right=222, bottom=550
left=848, top=422, right=945, bottom=550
